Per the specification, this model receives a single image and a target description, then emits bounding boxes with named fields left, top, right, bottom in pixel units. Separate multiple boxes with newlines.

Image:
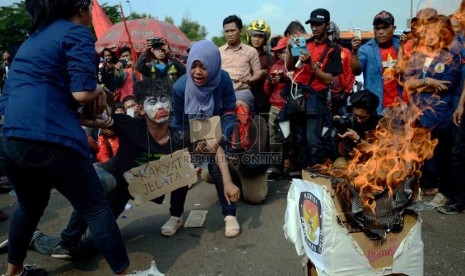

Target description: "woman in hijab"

left=172, top=40, right=241, bottom=238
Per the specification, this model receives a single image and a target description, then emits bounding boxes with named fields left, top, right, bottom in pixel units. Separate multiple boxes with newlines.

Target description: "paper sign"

left=189, top=116, right=222, bottom=143
left=124, top=148, right=197, bottom=205
left=184, top=210, right=208, bottom=228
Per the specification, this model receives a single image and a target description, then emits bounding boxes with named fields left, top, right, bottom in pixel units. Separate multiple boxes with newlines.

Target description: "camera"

left=119, top=59, right=128, bottom=68
left=104, top=57, right=112, bottom=64
left=150, top=37, right=166, bottom=49
left=290, top=37, right=308, bottom=57
left=333, top=114, right=355, bottom=134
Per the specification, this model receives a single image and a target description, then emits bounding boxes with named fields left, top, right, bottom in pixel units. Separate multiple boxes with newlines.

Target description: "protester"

left=246, top=19, right=276, bottom=119
left=264, top=36, right=292, bottom=175
left=403, top=17, right=461, bottom=208
left=284, top=9, right=342, bottom=169
left=136, top=36, right=186, bottom=84
left=172, top=40, right=241, bottom=238
left=327, top=21, right=355, bottom=115
left=122, top=94, right=142, bottom=117
left=334, top=89, right=381, bottom=159
left=95, top=128, right=119, bottom=163
left=219, top=15, right=266, bottom=102
left=351, top=10, right=402, bottom=114
left=0, top=0, right=153, bottom=274
left=227, top=91, right=270, bottom=204
left=114, top=46, right=136, bottom=102
left=99, top=48, right=118, bottom=94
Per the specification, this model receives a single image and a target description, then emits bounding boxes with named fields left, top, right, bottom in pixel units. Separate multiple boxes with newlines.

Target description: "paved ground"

left=0, top=177, right=464, bottom=275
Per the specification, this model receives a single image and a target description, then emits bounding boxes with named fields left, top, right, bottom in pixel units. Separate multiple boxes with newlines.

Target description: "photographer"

left=114, top=47, right=135, bottom=102
left=283, top=9, right=342, bottom=169
left=99, top=48, right=117, bottom=94
left=136, top=36, right=186, bottom=85
left=335, top=89, right=381, bottom=158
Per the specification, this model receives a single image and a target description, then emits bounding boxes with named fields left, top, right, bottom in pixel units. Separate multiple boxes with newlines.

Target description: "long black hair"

left=26, top=0, right=91, bottom=33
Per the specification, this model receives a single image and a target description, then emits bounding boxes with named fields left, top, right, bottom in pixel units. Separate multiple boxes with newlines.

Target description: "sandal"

left=224, top=215, right=240, bottom=238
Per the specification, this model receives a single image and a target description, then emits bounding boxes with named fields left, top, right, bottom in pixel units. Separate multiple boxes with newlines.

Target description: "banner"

left=124, top=148, right=197, bottom=205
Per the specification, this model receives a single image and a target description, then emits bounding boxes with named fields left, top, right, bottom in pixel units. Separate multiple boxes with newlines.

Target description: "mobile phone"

left=354, top=28, right=362, bottom=40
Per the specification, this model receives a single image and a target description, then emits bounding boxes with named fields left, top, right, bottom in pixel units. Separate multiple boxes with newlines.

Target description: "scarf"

left=184, top=40, right=222, bottom=119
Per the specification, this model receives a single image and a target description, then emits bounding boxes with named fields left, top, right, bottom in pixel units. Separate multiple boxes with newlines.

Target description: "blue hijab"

left=184, top=40, right=222, bottom=119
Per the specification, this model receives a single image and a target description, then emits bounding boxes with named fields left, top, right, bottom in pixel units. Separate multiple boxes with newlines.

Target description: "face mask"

left=143, top=96, right=171, bottom=124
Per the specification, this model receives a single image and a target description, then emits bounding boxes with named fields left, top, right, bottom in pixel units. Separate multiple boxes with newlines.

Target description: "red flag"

left=92, top=0, right=113, bottom=40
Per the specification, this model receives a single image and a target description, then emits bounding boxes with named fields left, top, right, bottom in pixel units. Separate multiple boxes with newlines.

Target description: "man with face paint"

left=25, top=79, right=191, bottom=261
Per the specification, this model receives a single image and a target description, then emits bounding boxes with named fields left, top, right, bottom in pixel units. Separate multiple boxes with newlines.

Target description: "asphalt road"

left=0, top=177, right=464, bottom=275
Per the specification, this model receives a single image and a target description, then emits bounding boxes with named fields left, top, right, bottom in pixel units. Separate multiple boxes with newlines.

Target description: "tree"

left=0, top=1, right=31, bottom=53
left=179, top=16, right=207, bottom=41
left=211, top=25, right=248, bottom=47
left=164, top=16, right=174, bottom=24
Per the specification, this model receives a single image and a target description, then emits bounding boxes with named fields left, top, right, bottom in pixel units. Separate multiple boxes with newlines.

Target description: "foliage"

left=164, top=16, right=174, bottom=24
left=0, top=1, right=30, bottom=53
left=179, top=16, right=207, bottom=42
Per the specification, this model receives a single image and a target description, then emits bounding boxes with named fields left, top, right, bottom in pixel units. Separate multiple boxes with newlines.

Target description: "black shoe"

left=437, top=202, right=465, bottom=215
left=50, top=240, right=75, bottom=260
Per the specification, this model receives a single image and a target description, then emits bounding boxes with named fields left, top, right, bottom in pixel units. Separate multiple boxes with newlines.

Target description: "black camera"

left=150, top=37, right=166, bottom=49
left=333, top=114, right=355, bottom=134
left=119, top=59, right=128, bottom=68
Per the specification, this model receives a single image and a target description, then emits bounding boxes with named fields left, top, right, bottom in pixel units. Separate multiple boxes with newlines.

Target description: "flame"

left=314, top=102, right=437, bottom=212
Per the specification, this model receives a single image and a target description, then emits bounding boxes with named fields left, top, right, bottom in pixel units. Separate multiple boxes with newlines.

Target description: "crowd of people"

left=1, top=0, right=465, bottom=274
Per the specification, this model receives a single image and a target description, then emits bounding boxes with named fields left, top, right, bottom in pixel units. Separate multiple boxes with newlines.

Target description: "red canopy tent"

left=95, top=18, right=191, bottom=57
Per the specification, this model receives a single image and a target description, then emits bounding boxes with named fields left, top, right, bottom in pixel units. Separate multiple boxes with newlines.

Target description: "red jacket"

left=264, top=59, right=288, bottom=109
left=96, top=134, right=120, bottom=163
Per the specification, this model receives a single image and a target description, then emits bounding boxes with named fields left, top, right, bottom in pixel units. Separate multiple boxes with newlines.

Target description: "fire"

left=314, top=102, right=437, bottom=212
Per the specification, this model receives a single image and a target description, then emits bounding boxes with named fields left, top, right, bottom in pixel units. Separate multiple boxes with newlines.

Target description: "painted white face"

left=143, top=96, right=172, bottom=124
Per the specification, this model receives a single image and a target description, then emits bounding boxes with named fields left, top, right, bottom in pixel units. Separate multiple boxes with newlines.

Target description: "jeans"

left=0, top=137, right=129, bottom=274
left=208, top=162, right=236, bottom=216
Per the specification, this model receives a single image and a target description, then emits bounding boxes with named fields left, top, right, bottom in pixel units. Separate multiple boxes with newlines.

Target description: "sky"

left=2, top=0, right=462, bottom=39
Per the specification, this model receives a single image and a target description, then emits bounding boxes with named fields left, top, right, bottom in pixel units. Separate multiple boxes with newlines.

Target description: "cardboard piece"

left=124, top=148, right=197, bottom=205
left=302, top=170, right=421, bottom=271
left=189, top=116, right=222, bottom=143
left=184, top=210, right=208, bottom=228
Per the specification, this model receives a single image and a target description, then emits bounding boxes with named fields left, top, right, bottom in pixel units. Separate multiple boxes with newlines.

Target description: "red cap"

left=271, top=37, right=288, bottom=52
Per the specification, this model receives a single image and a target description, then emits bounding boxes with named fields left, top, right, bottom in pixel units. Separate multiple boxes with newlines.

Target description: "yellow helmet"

left=247, top=19, right=271, bottom=44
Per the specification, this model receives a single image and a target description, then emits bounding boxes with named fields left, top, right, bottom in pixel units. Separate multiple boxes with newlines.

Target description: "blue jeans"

left=208, top=162, right=236, bottom=216
left=0, top=137, right=130, bottom=274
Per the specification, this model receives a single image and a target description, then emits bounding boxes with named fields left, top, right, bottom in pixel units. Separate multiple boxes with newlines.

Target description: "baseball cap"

left=305, top=8, right=330, bottom=24
left=271, top=36, right=288, bottom=52
left=373, top=10, right=395, bottom=26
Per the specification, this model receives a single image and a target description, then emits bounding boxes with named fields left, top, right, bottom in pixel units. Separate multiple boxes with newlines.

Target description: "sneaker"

left=51, top=240, right=75, bottom=260
left=224, top=215, right=240, bottom=238
left=425, top=192, right=449, bottom=208
left=437, top=202, right=465, bottom=215
left=160, top=216, right=182, bottom=237
left=130, top=260, right=164, bottom=276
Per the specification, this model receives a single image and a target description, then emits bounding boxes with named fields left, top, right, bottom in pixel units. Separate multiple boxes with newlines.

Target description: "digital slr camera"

left=333, top=114, right=355, bottom=134
left=150, top=37, right=166, bottom=49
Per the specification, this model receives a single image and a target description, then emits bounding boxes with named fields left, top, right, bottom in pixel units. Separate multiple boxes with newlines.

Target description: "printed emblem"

left=434, top=63, right=445, bottom=73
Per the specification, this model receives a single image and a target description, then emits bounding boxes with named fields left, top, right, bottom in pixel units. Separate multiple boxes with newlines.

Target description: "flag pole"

left=119, top=2, right=141, bottom=80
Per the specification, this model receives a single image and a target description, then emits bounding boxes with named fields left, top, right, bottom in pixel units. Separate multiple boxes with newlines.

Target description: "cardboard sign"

left=189, top=116, right=222, bottom=143
left=124, top=148, right=197, bottom=205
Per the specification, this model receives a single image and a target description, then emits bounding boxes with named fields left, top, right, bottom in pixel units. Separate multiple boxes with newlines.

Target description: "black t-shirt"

left=102, top=114, right=190, bottom=186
